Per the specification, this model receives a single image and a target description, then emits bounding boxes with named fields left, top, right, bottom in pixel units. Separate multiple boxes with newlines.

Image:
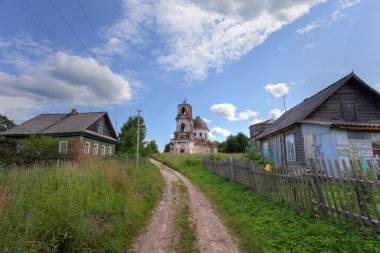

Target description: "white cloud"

left=97, top=0, right=325, bottom=82
left=0, top=52, right=132, bottom=108
left=339, top=0, right=360, bottom=9
left=264, top=83, right=289, bottom=98
left=269, top=108, right=284, bottom=120
left=296, top=20, right=324, bottom=34
left=238, top=109, right=259, bottom=120
left=297, top=0, right=359, bottom=35
left=209, top=127, right=231, bottom=139
left=203, top=118, right=212, bottom=124
left=210, top=103, right=258, bottom=121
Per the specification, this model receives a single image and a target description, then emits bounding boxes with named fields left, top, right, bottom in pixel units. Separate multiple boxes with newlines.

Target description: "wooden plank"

left=342, top=160, right=366, bottom=234
left=358, top=160, right=380, bottom=227
left=317, top=160, right=334, bottom=222
left=350, top=160, right=376, bottom=237
left=368, top=161, right=380, bottom=201
left=310, top=159, right=327, bottom=218
left=328, top=160, right=348, bottom=225
left=322, top=160, right=340, bottom=223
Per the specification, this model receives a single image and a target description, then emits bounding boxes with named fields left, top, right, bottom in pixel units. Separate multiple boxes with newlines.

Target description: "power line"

left=17, top=0, right=58, bottom=46
left=75, top=0, right=102, bottom=42
left=48, top=0, right=87, bottom=50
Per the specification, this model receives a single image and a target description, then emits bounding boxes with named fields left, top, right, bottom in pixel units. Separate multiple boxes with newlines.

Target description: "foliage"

left=153, top=154, right=380, bottom=253
left=243, top=146, right=274, bottom=166
left=143, top=140, right=159, bottom=157
left=22, top=135, right=59, bottom=161
left=0, top=159, right=164, bottom=252
left=218, top=132, right=249, bottom=153
left=0, top=138, right=23, bottom=165
left=117, top=116, right=147, bottom=154
left=0, top=114, right=16, bottom=132
left=164, top=143, right=171, bottom=153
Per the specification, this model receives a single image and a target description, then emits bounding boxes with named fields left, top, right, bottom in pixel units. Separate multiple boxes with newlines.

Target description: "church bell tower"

left=172, top=98, right=194, bottom=153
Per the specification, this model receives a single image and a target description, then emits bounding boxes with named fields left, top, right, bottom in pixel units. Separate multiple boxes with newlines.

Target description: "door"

left=304, top=134, right=316, bottom=161
left=271, top=136, right=282, bottom=166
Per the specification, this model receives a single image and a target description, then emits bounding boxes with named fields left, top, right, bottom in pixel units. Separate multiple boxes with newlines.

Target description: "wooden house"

left=251, top=73, right=380, bottom=166
left=0, top=109, right=118, bottom=161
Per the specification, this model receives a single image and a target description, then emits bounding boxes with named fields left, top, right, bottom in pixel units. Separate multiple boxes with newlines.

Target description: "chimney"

left=70, top=108, right=78, bottom=116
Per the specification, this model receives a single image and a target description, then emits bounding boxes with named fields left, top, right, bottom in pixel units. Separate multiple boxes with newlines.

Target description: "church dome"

left=193, top=116, right=209, bottom=130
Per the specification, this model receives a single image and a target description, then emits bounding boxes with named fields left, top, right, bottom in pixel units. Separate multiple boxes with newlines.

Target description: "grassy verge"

left=170, top=182, right=198, bottom=253
left=0, top=159, right=163, bottom=252
left=153, top=153, right=380, bottom=253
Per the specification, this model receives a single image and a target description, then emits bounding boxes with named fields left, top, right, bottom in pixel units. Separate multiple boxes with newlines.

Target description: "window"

left=340, top=102, right=357, bottom=121
left=348, top=131, right=371, bottom=140
left=286, top=134, right=296, bottom=161
left=262, top=141, right=269, bottom=158
left=84, top=142, right=90, bottom=154
left=181, top=123, right=185, bottom=132
left=93, top=143, right=98, bottom=155
left=181, top=107, right=186, bottom=115
left=373, top=143, right=380, bottom=158
left=108, top=146, right=112, bottom=156
left=200, top=132, right=203, bottom=138
left=58, top=141, right=68, bottom=153
left=16, top=144, right=23, bottom=154
left=101, top=145, right=106, bottom=156
left=194, top=132, right=196, bottom=136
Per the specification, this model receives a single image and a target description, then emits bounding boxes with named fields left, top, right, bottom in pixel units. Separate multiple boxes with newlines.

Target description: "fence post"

left=228, top=157, right=235, bottom=181
left=309, top=158, right=327, bottom=218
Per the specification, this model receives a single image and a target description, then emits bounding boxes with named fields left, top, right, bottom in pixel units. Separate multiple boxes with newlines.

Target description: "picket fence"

left=203, top=158, right=380, bottom=237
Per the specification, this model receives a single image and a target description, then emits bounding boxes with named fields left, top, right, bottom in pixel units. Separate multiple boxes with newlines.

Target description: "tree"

left=117, top=116, right=147, bottom=155
left=0, top=114, right=16, bottom=132
left=219, top=132, right=249, bottom=153
left=143, top=140, right=159, bottom=157
left=22, top=135, right=59, bottom=161
left=164, top=143, right=171, bottom=153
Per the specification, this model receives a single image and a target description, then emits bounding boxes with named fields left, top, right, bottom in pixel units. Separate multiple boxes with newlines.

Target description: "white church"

left=170, top=99, right=218, bottom=154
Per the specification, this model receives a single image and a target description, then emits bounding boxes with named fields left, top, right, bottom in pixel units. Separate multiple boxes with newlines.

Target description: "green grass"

left=170, top=182, right=198, bottom=253
left=153, top=153, right=380, bottom=253
left=0, top=159, right=164, bottom=252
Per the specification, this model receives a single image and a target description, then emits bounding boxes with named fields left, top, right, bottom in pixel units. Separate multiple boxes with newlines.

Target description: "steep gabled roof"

left=257, top=72, right=380, bottom=139
left=1, top=111, right=118, bottom=141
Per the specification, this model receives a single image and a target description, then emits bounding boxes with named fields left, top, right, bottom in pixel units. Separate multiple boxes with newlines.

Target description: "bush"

left=243, top=146, right=274, bottom=166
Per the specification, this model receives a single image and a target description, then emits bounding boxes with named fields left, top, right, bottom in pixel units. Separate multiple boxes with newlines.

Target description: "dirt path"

left=130, top=159, right=240, bottom=253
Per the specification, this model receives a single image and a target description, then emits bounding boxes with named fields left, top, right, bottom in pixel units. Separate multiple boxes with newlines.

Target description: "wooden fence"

left=203, top=158, right=380, bottom=237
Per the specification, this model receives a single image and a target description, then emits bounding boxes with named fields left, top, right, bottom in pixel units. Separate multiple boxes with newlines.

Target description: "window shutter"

left=340, top=102, right=357, bottom=121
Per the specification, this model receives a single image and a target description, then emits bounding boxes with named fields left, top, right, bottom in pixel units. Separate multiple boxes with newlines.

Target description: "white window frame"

left=16, top=144, right=23, bottom=154
left=93, top=143, right=99, bottom=155
left=101, top=145, right=106, bottom=156
left=84, top=141, right=91, bottom=155
left=108, top=146, right=112, bottom=156
left=58, top=141, right=68, bottom=154
left=285, top=134, right=296, bottom=161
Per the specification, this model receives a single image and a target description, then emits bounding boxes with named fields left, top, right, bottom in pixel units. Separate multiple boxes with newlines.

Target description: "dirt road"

left=130, top=159, right=240, bottom=253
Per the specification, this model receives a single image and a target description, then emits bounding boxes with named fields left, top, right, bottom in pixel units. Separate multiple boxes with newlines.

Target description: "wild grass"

left=0, top=159, right=163, bottom=252
left=153, top=153, right=380, bottom=253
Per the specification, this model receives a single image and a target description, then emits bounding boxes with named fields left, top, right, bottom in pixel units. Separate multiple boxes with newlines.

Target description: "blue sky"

left=0, top=0, right=379, bottom=151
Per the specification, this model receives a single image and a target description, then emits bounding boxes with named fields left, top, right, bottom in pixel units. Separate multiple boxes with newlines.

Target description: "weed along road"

left=130, top=159, right=240, bottom=253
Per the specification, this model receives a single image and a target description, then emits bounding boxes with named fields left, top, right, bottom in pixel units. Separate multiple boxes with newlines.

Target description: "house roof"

left=249, top=119, right=274, bottom=129
left=257, top=72, right=380, bottom=139
left=1, top=111, right=118, bottom=142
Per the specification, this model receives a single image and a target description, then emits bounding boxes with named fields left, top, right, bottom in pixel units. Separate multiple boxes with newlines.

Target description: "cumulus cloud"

left=0, top=52, right=132, bottom=107
left=269, top=108, right=284, bottom=120
left=264, top=83, right=289, bottom=98
left=210, top=103, right=258, bottom=121
left=203, top=118, right=212, bottom=124
left=96, top=0, right=325, bottom=82
left=209, top=127, right=231, bottom=139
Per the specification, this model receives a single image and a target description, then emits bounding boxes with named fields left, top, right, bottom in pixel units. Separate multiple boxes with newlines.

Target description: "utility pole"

left=283, top=95, right=287, bottom=112
left=136, top=109, right=142, bottom=168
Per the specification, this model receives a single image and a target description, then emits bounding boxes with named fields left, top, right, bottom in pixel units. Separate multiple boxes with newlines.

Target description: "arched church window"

left=181, top=107, right=186, bottom=115
left=194, top=133, right=196, bottom=136
left=200, top=132, right=203, bottom=138
left=181, top=123, right=185, bottom=132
